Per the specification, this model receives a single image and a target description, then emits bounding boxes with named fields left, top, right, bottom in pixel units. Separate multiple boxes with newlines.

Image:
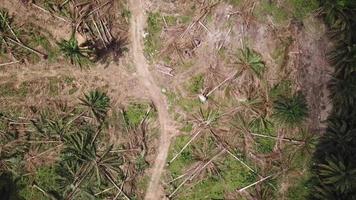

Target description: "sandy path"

left=128, top=0, right=175, bottom=199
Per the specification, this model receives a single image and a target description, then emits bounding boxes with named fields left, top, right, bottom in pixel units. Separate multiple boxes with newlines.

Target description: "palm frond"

left=272, top=93, right=308, bottom=127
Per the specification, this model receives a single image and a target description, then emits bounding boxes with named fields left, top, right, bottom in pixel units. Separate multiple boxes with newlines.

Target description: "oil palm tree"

left=0, top=172, right=25, bottom=200
left=80, top=90, right=110, bottom=123
left=58, top=33, right=91, bottom=68
left=317, top=155, right=356, bottom=193
left=328, top=43, right=356, bottom=76
left=317, top=118, right=356, bottom=158
left=328, top=72, right=356, bottom=108
left=60, top=130, right=125, bottom=200
left=272, top=93, right=308, bottom=127
left=320, top=0, right=356, bottom=42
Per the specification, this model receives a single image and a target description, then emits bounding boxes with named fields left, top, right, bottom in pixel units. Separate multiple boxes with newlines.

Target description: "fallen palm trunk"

left=169, top=149, right=225, bottom=198
left=168, top=129, right=203, bottom=164
left=0, top=60, right=20, bottom=67
left=6, top=37, right=48, bottom=59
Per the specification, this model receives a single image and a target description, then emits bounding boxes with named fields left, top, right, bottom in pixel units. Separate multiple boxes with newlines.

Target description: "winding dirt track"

left=128, top=0, right=175, bottom=199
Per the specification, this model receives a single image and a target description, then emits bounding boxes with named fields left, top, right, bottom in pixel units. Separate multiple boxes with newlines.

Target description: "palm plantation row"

left=308, top=0, right=356, bottom=199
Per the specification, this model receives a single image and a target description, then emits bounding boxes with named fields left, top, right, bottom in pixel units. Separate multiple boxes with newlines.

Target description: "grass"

left=26, top=25, right=59, bottom=62
left=271, top=37, right=293, bottom=68
left=287, top=0, right=319, bottom=20
left=255, top=137, right=275, bottom=153
left=165, top=91, right=201, bottom=112
left=255, top=1, right=319, bottom=25
left=286, top=171, right=312, bottom=200
left=187, top=74, right=204, bottom=94
left=123, top=103, right=152, bottom=128
left=168, top=134, right=257, bottom=199
left=269, top=80, right=293, bottom=100
left=164, top=15, right=191, bottom=26
left=173, top=156, right=256, bottom=200
left=226, top=0, right=243, bottom=7
left=144, top=12, right=163, bottom=59
left=180, top=122, right=193, bottom=133
left=48, top=77, right=61, bottom=96
left=19, top=166, right=61, bottom=200
left=0, top=81, right=31, bottom=98
left=256, top=1, right=289, bottom=25
left=168, top=135, right=195, bottom=177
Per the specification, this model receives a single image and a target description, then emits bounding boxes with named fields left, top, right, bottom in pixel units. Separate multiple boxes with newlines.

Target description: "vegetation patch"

left=123, top=103, right=151, bottom=128
left=187, top=74, right=205, bottom=94
left=144, top=12, right=163, bottom=59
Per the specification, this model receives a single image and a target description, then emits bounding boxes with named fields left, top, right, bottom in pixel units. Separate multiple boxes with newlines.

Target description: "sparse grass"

left=269, top=80, right=293, bottom=100
left=227, top=0, right=243, bottom=7
left=165, top=91, right=201, bottom=112
left=19, top=166, right=61, bottom=200
left=174, top=156, right=256, bottom=200
left=287, top=0, right=319, bottom=20
left=168, top=135, right=194, bottom=177
left=181, top=60, right=194, bottom=69
left=48, top=77, right=61, bottom=96
left=123, top=103, right=151, bottom=128
left=286, top=171, right=312, bottom=200
left=271, top=37, right=293, bottom=68
left=187, top=74, right=204, bottom=94
left=26, top=25, right=59, bottom=62
left=255, top=137, right=275, bottom=153
left=255, top=1, right=289, bottom=25
left=180, top=122, right=193, bottom=133
left=144, top=12, right=163, bottom=59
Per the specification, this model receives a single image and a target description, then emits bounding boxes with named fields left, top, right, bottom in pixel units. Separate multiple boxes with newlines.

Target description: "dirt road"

left=129, top=0, right=175, bottom=199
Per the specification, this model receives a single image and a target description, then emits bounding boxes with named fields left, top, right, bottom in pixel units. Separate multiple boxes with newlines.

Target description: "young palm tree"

left=236, top=47, right=266, bottom=79
left=80, top=90, right=110, bottom=123
left=272, top=93, right=308, bottom=127
left=58, top=33, right=91, bottom=68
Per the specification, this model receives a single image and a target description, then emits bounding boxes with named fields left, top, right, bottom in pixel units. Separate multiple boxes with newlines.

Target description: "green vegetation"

left=288, top=0, right=319, bottom=20
left=308, top=0, right=356, bottom=199
left=165, top=91, right=201, bottom=112
left=237, top=47, right=266, bottom=79
left=226, top=0, right=242, bottom=7
left=144, top=12, right=163, bottom=59
left=255, top=0, right=319, bottom=25
left=256, top=1, right=289, bottom=25
left=187, top=74, right=205, bottom=94
left=122, top=103, right=151, bottom=128
left=80, top=90, right=110, bottom=122
left=168, top=135, right=195, bottom=177
left=0, top=9, right=49, bottom=63
left=272, top=93, right=308, bottom=127
left=0, top=89, right=154, bottom=199
left=58, top=34, right=92, bottom=68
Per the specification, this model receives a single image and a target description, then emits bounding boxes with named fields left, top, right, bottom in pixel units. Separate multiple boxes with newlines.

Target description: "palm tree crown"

left=58, top=34, right=91, bottom=68
left=80, top=90, right=110, bottom=123
left=272, top=93, right=308, bottom=127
